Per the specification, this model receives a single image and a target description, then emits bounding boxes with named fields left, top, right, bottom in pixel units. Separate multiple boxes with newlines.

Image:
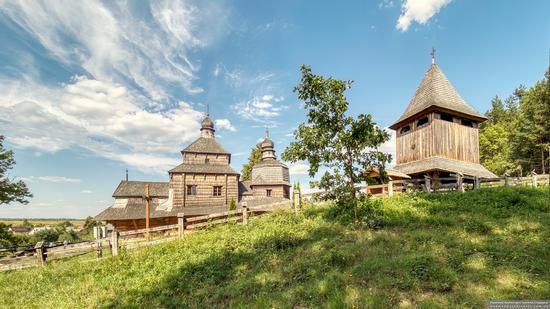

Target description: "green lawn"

left=1, top=187, right=549, bottom=308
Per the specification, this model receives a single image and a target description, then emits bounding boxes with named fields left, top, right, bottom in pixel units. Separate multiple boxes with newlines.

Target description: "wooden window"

left=440, top=113, right=454, bottom=122
left=186, top=185, right=197, bottom=195
left=416, top=116, right=429, bottom=127
left=461, top=119, right=474, bottom=127
left=213, top=186, right=222, bottom=196
left=266, top=189, right=272, bottom=197
left=400, top=125, right=411, bottom=135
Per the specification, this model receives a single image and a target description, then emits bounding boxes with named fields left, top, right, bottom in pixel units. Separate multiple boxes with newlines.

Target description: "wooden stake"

left=177, top=212, right=185, bottom=238
left=388, top=180, right=394, bottom=196
left=35, top=242, right=45, bottom=267
left=145, top=184, right=150, bottom=239
left=242, top=206, right=248, bottom=225
left=111, top=230, right=119, bottom=257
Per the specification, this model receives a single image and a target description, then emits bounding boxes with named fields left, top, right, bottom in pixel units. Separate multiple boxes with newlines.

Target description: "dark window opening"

left=400, top=125, right=411, bottom=134
left=205, top=158, right=210, bottom=164
left=440, top=113, right=454, bottom=122
left=266, top=189, right=272, bottom=197
left=461, top=119, right=474, bottom=127
left=416, top=116, right=429, bottom=127
left=283, top=187, right=289, bottom=198
left=213, top=186, right=222, bottom=196
left=187, top=185, right=197, bottom=195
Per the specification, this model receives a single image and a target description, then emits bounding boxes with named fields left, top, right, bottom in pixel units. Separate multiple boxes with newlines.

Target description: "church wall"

left=251, top=185, right=289, bottom=198
left=170, top=173, right=239, bottom=207
left=183, top=153, right=230, bottom=165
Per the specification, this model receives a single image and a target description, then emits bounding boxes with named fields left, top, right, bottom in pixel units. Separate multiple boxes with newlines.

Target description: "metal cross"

left=431, top=47, right=436, bottom=64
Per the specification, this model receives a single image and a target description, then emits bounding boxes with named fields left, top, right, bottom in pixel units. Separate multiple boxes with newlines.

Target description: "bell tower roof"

left=389, top=62, right=487, bottom=130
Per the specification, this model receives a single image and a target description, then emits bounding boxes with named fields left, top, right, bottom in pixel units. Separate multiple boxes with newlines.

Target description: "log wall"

left=183, top=153, right=230, bottom=165
left=170, top=173, right=238, bottom=207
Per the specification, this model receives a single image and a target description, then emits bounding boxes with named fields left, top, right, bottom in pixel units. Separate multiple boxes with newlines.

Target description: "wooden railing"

left=365, top=174, right=549, bottom=198
left=0, top=201, right=292, bottom=271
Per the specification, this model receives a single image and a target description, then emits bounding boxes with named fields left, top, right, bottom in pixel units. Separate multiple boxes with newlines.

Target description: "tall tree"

left=0, top=136, right=32, bottom=205
left=282, top=65, right=391, bottom=223
left=241, top=144, right=262, bottom=181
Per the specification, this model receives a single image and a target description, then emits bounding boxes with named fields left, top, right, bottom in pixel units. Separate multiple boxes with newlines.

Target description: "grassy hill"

left=1, top=187, right=549, bottom=308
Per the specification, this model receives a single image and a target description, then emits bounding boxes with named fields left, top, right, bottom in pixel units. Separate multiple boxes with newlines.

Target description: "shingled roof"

left=95, top=201, right=231, bottom=221
left=169, top=163, right=239, bottom=175
left=393, top=156, right=497, bottom=178
left=181, top=137, right=230, bottom=155
left=112, top=181, right=169, bottom=198
left=390, top=64, right=487, bottom=130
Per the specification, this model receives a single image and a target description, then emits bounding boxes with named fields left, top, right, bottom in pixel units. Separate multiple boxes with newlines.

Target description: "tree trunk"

left=346, top=162, right=359, bottom=224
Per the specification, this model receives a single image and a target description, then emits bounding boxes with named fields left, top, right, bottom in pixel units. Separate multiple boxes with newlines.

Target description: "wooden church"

left=390, top=52, right=496, bottom=179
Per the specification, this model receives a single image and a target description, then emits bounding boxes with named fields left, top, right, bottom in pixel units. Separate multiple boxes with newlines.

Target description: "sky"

left=0, top=0, right=548, bottom=218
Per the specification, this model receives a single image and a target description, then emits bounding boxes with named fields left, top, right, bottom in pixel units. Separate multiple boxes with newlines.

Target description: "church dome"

left=261, top=137, right=274, bottom=148
left=201, top=116, right=214, bottom=129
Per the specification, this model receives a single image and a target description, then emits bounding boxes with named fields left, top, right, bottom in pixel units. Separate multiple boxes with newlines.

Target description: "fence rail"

left=365, top=174, right=549, bottom=197
left=0, top=201, right=292, bottom=271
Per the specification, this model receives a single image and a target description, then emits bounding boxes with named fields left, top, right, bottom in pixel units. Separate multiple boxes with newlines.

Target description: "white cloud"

left=38, top=176, right=81, bottom=183
left=378, top=0, right=395, bottom=9
left=232, top=95, right=287, bottom=122
left=289, top=163, right=310, bottom=175
left=214, top=119, right=237, bottom=132
left=0, top=0, right=226, bottom=102
left=396, top=0, right=452, bottom=32
left=0, top=76, right=202, bottom=173
left=81, top=190, right=93, bottom=194
left=378, top=128, right=396, bottom=166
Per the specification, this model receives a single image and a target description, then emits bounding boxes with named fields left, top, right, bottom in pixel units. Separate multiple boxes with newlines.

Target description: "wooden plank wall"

left=396, top=119, right=479, bottom=164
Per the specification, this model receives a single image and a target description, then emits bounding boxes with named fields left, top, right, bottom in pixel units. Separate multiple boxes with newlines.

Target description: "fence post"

left=504, top=175, right=509, bottom=187
left=293, top=191, right=301, bottom=214
left=111, top=230, right=119, bottom=257
left=424, top=176, right=431, bottom=193
left=532, top=174, right=538, bottom=187
left=474, top=176, right=480, bottom=189
left=94, top=226, right=103, bottom=259
left=456, top=173, right=464, bottom=193
left=34, top=241, right=45, bottom=266
left=387, top=180, right=394, bottom=197
left=242, top=206, right=248, bottom=225
left=177, top=212, right=185, bottom=238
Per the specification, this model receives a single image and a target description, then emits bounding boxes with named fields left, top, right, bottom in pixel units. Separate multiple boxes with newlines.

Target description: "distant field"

left=0, top=219, right=85, bottom=227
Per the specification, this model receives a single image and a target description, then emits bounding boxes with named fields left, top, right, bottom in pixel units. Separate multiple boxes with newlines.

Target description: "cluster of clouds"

left=0, top=0, right=237, bottom=173
left=395, top=0, right=453, bottom=31
left=231, top=95, right=287, bottom=124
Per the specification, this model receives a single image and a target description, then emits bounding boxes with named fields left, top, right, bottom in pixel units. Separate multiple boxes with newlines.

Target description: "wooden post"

left=95, top=226, right=103, bottom=259
left=424, top=176, right=431, bottom=193
left=504, top=175, right=509, bottom=187
left=457, top=173, right=464, bottom=193
left=35, top=241, right=45, bottom=266
left=177, top=212, right=185, bottom=238
left=111, top=230, right=119, bottom=257
left=293, top=191, right=300, bottom=214
left=532, top=174, right=538, bottom=187
left=242, top=206, right=248, bottom=225
left=387, top=180, right=394, bottom=197
left=474, top=176, right=480, bottom=189
left=145, top=184, right=150, bottom=239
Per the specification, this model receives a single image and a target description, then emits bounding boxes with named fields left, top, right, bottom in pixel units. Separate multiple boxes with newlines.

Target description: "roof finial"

left=206, top=103, right=210, bottom=116
left=125, top=168, right=128, bottom=181
left=431, top=47, right=436, bottom=65
left=265, top=127, right=270, bottom=139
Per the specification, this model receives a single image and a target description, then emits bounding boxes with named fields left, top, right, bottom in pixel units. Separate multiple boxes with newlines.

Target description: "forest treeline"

left=480, top=67, right=550, bottom=176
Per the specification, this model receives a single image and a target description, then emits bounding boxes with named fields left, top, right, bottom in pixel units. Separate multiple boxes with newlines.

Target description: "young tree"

left=282, top=65, right=391, bottom=223
left=241, top=144, right=262, bottom=181
left=0, top=136, right=32, bottom=205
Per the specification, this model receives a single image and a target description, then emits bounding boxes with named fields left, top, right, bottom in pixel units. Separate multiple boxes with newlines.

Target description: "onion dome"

left=200, top=114, right=215, bottom=138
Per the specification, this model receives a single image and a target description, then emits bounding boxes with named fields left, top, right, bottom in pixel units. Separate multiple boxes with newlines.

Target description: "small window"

left=186, top=185, right=197, bottom=196
left=205, top=158, right=210, bottom=164
left=266, top=189, right=272, bottom=197
left=461, top=119, right=474, bottom=127
left=440, top=113, right=454, bottom=122
left=416, top=116, right=429, bottom=127
left=213, top=186, right=222, bottom=196
left=400, top=125, right=411, bottom=134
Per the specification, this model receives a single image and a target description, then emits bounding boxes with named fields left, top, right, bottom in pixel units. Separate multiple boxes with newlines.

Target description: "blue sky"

left=0, top=0, right=548, bottom=218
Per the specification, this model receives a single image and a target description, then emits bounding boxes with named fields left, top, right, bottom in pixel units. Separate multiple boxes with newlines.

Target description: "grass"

left=0, top=186, right=549, bottom=308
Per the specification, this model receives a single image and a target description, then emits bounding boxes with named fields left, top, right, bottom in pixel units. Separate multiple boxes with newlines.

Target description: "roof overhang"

left=389, top=105, right=488, bottom=130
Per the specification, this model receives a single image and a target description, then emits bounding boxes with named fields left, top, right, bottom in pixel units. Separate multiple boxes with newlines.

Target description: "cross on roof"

left=431, top=47, right=436, bottom=64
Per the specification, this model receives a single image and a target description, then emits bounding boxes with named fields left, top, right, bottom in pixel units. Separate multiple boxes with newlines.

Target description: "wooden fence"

left=365, top=174, right=550, bottom=198
left=0, top=201, right=291, bottom=271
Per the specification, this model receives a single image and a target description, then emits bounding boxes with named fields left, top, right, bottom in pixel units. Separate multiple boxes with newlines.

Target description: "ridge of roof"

left=181, top=137, right=230, bottom=155
left=390, top=64, right=486, bottom=129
